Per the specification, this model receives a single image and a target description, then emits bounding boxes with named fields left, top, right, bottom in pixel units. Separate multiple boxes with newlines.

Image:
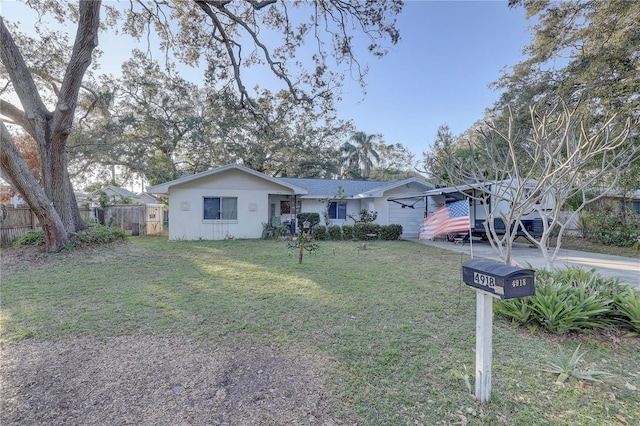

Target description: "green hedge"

left=380, top=224, right=403, bottom=240
left=342, top=224, right=354, bottom=240
left=312, top=225, right=328, bottom=240
left=353, top=223, right=381, bottom=240
left=297, top=213, right=321, bottom=229
left=327, top=225, right=343, bottom=240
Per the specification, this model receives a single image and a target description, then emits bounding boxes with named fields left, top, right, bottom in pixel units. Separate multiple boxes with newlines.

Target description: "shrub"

left=327, top=225, right=342, bottom=240
left=495, top=267, right=624, bottom=335
left=380, top=224, right=403, bottom=240
left=12, top=223, right=128, bottom=250
left=582, top=209, right=640, bottom=247
left=353, top=223, right=380, bottom=240
left=312, top=225, right=328, bottom=240
left=297, top=213, right=321, bottom=229
left=349, top=209, right=378, bottom=223
left=342, top=224, right=354, bottom=240
left=531, top=282, right=612, bottom=334
left=69, top=223, right=128, bottom=247
left=613, top=288, right=640, bottom=335
left=13, top=230, right=45, bottom=247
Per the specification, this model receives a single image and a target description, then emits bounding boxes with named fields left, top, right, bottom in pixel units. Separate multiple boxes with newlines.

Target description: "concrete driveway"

left=412, top=238, right=640, bottom=290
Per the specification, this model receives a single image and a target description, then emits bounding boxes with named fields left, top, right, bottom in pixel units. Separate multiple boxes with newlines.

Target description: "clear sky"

left=2, top=0, right=534, bottom=159
left=336, top=0, right=533, bottom=157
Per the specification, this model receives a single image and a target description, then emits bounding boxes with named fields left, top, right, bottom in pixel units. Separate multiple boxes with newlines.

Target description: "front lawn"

left=1, top=238, right=639, bottom=425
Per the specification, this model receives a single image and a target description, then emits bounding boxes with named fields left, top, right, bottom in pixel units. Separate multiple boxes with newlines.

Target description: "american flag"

left=419, top=200, right=470, bottom=240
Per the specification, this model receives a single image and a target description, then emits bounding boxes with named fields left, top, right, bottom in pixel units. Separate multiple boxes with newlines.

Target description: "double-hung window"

left=203, top=197, right=237, bottom=220
left=328, top=201, right=347, bottom=220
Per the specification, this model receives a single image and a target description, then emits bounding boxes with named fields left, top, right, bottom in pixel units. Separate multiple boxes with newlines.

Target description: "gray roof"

left=278, top=178, right=396, bottom=198
left=107, top=186, right=139, bottom=198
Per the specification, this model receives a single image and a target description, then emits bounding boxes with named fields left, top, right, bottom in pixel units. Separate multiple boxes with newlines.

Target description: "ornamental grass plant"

left=495, top=267, right=640, bottom=335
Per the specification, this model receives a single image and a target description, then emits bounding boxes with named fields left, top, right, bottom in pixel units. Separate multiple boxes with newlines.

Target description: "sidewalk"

left=411, top=238, right=640, bottom=290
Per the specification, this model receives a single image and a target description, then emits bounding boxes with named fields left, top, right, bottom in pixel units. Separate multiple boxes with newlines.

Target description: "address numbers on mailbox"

left=462, top=259, right=535, bottom=300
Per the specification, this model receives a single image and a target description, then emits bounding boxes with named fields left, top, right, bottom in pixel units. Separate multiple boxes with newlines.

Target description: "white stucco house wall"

left=147, top=163, right=434, bottom=240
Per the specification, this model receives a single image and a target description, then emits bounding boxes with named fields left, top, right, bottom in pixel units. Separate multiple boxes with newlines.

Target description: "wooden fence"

left=102, top=204, right=164, bottom=236
left=1, top=204, right=163, bottom=246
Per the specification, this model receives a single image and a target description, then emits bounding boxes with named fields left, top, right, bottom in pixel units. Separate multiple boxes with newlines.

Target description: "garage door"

left=388, top=198, right=425, bottom=239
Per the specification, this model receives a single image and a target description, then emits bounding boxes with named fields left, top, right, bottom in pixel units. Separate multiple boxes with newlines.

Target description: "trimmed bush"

left=297, top=213, right=321, bottom=229
left=327, top=225, right=343, bottom=240
left=380, top=224, right=403, bottom=240
left=312, top=225, right=328, bottom=240
left=342, top=224, right=354, bottom=240
left=353, top=223, right=380, bottom=240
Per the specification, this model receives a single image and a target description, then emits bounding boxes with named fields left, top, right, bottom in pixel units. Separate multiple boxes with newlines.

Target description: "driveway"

left=412, top=238, right=640, bottom=290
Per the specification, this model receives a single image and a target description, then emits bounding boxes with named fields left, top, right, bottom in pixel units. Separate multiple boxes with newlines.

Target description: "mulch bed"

left=1, top=336, right=346, bottom=425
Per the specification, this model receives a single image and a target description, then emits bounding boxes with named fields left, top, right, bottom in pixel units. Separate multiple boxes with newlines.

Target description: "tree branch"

left=0, top=100, right=37, bottom=137
left=0, top=16, right=50, bottom=130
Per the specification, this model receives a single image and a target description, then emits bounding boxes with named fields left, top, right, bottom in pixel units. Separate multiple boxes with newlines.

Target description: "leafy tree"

left=340, top=131, right=381, bottom=179
left=493, top=0, right=640, bottom=185
left=369, top=141, right=418, bottom=181
left=68, top=52, right=213, bottom=186
left=501, top=0, right=639, bottom=119
left=0, top=0, right=402, bottom=251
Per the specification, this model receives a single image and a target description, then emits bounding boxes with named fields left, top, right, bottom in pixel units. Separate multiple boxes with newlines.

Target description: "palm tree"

left=340, top=131, right=381, bottom=179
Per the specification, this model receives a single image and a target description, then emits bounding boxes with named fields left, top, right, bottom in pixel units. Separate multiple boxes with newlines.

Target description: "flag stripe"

left=419, top=200, right=470, bottom=240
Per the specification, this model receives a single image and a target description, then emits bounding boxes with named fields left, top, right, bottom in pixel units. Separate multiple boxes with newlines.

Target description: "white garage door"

left=388, top=198, right=425, bottom=239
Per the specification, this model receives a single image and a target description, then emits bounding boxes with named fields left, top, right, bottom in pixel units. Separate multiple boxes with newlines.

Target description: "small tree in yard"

left=435, top=101, right=639, bottom=269
left=288, top=231, right=319, bottom=264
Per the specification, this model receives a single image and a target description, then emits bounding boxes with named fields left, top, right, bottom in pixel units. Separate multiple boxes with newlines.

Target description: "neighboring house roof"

left=105, top=185, right=139, bottom=199
left=146, top=163, right=308, bottom=195
left=279, top=176, right=433, bottom=199
left=139, top=192, right=161, bottom=204
left=602, top=189, right=640, bottom=201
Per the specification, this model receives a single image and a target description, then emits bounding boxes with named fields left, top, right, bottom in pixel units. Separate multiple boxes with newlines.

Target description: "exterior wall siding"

left=168, top=170, right=293, bottom=240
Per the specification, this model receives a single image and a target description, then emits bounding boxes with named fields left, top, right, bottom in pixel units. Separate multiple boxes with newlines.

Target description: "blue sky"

left=336, top=1, right=533, bottom=157
left=3, top=0, right=533, bottom=159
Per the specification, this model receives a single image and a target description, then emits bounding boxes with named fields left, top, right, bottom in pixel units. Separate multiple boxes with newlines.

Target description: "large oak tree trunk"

left=1, top=124, right=68, bottom=251
left=0, top=1, right=101, bottom=250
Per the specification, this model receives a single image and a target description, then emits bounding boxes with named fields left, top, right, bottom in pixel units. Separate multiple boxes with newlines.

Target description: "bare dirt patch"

left=1, top=242, right=130, bottom=276
left=0, top=336, right=346, bottom=425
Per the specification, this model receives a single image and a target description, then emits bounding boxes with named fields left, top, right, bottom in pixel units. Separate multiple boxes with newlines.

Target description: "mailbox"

left=462, top=259, right=535, bottom=300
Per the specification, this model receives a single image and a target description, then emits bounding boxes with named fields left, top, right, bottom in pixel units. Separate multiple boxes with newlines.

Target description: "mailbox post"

left=461, top=260, right=535, bottom=402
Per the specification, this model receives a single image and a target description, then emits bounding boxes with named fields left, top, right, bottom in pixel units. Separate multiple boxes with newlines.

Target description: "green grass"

left=2, top=237, right=639, bottom=424
left=551, top=235, right=640, bottom=259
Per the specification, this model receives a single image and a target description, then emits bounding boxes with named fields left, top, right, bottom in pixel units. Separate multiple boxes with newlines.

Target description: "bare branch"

left=0, top=100, right=37, bottom=137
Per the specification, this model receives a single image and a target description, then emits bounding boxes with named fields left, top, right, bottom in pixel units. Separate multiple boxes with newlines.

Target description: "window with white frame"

left=203, top=197, right=238, bottom=220
left=328, top=201, right=347, bottom=220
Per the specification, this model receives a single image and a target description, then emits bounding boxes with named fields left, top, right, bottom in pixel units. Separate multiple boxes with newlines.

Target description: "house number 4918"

left=473, top=272, right=495, bottom=289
